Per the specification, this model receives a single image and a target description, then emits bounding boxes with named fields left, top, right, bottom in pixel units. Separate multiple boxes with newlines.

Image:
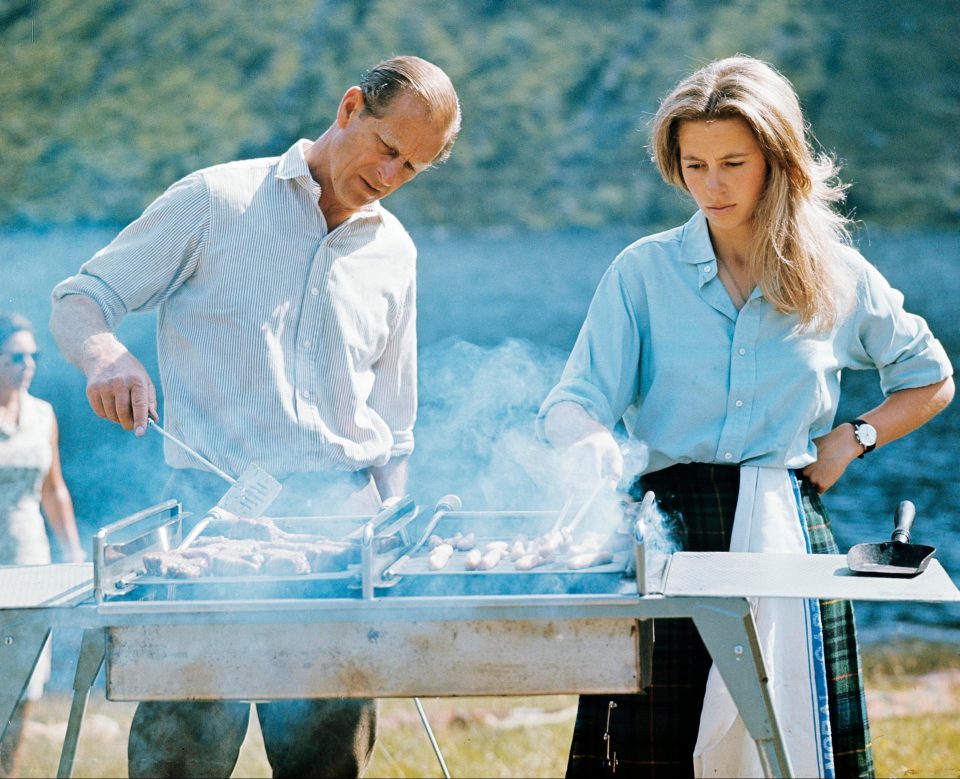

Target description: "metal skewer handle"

left=148, top=419, right=236, bottom=485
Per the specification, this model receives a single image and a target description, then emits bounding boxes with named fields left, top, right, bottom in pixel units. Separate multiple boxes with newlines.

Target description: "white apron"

left=693, top=466, right=834, bottom=778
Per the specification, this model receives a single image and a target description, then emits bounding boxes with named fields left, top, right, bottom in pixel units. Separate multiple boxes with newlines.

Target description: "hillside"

left=2, top=0, right=958, bottom=230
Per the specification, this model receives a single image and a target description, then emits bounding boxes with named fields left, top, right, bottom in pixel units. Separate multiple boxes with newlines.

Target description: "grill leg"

left=692, top=602, right=793, bottom=779
left=414, top=697, right=450, bottom=779
left=0, top=615, right=49, bottom=744
left=57, top=628, right=105, bottom=779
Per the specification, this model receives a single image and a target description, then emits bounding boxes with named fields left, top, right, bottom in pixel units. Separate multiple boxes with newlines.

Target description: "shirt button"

left=724, top=452, right=733, bottom=461
left=302, top=390, right=311, bottom=400
left=735, top=400, right=743, bottom=407
left=738, top=347, right=746, bottom=356
left=704, top=265, right=712, bottom=274
left=303, top=340, right=312, bottom=349
left=311, top=287, right=320, bottom=296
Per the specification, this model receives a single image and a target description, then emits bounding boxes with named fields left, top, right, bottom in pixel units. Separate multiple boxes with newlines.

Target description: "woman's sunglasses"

left=2, top=351, right=40, bottom=365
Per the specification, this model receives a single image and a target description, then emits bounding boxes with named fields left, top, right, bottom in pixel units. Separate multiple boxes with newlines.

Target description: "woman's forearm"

left=856, top=377, right=954, bottom=450
left=803, top=377, right=954, bottom=493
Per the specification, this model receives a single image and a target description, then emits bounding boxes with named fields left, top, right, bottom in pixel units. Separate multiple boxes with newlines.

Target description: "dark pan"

left=847, top=500, right=936, bottom=577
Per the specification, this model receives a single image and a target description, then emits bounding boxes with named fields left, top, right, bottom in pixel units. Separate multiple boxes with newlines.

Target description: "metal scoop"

left=148, top=419, right=282, bottom=517
left=847, top=500, right=936, bottom=577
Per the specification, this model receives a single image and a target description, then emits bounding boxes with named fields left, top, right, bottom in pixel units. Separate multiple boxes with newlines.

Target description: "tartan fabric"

left=565, top=463, right=874, bottom=778
left=798, top=481, right=874, bottom=777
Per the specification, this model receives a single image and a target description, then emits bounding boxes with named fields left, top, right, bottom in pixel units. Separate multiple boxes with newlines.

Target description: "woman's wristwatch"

left=850, top=419, right=877, bottom=458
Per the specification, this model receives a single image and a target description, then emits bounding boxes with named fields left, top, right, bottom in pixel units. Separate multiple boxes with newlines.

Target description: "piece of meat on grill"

left=204, top=515, right=282, bottom=542
left=184, top=539, right=264, bottom=567
left=189, top=536, right=263, bottom=555
left=476, top=548, right=504, bottom=570
left=509, top=536, right=528, bottom=560
left=568, top=550, right=615, bottom=570
left=463, top=549, right=483, bottom=570
left=454, top=532, right=477, bottom=551
left=514, top=552, right=554, bottom=571
left=265, top=539, right=355, bottom=573
left=142, top=551, right=209, bottom=579
left=304, top=541, right=356, bottom=573
left=209, top=552, right=264, bottom=577
left=261, top=549, right=311, bottom=576
left=172, top=518, right=360, bottom=577
left=428, top=543, right=454, bottom=570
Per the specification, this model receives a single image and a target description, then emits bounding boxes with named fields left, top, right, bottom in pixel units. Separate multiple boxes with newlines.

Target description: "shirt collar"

left=276, top=139, right=317, bottom=188
left=275, top=139, right=383, bottom=223
left=678, top=210, right=717, bottom=265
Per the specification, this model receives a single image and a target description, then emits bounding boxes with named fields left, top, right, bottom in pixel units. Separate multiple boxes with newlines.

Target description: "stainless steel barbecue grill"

left=94, top=496, right=655, bottom=702
left=1, top=493, right=957, bottom=779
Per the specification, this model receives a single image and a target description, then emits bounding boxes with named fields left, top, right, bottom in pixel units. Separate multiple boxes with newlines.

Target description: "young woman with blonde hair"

left=539, top=55, right=953, bottom=777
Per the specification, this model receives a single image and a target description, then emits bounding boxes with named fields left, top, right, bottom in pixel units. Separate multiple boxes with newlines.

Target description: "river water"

left=3, top=224, right=958, bottom=644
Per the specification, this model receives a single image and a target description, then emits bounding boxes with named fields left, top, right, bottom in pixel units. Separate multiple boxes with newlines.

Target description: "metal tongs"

left=148, top=419, right=282, bottom=519
left=549, top=477, right=619, bottom=540
left=381, top=494, right=462, bottom=580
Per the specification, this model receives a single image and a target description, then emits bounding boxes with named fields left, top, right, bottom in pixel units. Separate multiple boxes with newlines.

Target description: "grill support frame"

left=0, top=580, right=794, bottom=779
left=2, top=549, right=956, bottom=778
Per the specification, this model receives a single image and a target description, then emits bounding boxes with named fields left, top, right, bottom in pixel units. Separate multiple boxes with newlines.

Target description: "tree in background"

left=1, top=0, right=957, bottom=229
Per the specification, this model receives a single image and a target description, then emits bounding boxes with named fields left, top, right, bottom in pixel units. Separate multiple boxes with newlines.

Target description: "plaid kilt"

left=566, top=463, right=874, bottom=778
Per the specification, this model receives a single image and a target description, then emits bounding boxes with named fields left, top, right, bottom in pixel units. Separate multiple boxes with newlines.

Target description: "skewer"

left=548, top=494, right=579, bottom=536
left=562, top=477, right=618, bottom=537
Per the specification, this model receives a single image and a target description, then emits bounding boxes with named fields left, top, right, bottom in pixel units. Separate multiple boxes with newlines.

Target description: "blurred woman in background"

left=539, top=56, right=953, bottom=777
left=0, top=312, right=84, bottom=777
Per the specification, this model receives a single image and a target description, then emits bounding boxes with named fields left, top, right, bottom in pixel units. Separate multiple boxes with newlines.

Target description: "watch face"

left=856, top=423, right=878, bottom=447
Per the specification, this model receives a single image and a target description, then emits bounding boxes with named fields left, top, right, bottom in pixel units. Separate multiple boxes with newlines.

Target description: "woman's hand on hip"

left=801, top=423, right=861, bottom=494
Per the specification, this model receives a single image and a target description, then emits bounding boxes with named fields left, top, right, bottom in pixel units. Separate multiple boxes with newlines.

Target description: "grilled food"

left=141, top=517, right=356, bottom=579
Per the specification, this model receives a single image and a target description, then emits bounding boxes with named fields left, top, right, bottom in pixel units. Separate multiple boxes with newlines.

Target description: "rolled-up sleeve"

left=51, top=173, right=209, bottom=328
left=536, top=259, right=644, bottom=436
left=846, top=260, right=953, bottom=394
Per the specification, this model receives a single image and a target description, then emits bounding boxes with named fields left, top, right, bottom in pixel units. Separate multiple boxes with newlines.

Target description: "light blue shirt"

left=538, top=211, right=953, bottom=474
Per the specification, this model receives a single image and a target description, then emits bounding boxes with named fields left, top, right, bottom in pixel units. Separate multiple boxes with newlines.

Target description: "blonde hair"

left=651, top=55, right=853, bottom=330
left=360, top=56, right=462, bottom=163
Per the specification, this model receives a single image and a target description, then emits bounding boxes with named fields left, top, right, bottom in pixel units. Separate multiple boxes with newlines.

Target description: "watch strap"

left=851, top=418, right=876, bottom=458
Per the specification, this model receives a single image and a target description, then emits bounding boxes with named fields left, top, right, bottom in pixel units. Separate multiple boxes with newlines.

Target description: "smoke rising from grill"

left=410, top=337, right=569, bottom=510
left=410, top=337, right=682, bottom=585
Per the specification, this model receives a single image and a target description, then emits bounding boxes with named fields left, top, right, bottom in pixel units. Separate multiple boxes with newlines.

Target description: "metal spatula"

left=148, top=419, right=282, bottom=517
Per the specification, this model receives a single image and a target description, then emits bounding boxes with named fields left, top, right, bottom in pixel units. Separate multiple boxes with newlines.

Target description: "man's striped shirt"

left=53, top=139, right=417, bottom=480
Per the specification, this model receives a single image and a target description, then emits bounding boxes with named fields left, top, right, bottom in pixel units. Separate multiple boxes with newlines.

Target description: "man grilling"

left=50, top=55, right=460, bottom=779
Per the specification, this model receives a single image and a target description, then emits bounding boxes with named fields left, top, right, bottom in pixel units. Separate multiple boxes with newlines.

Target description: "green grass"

left=11, top=642, right=960, bottom=778
left=17, top=695, right=577, bottom=778
left=870, top=713, right=960, bottom=779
